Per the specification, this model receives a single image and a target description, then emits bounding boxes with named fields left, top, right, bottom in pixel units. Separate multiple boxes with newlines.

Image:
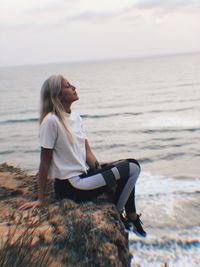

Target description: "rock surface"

left=0, top=163, right=132, bottom=267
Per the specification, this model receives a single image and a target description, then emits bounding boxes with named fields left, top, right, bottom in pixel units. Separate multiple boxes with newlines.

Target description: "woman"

left=20, top=75, right=146, bottom=237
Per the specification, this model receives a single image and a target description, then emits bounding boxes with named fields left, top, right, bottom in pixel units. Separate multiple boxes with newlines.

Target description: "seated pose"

left=20, top=75, right=146, bottom=237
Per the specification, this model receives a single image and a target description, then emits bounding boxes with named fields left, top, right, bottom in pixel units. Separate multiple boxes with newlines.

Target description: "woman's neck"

left=63, top=103, right=72, bottom=114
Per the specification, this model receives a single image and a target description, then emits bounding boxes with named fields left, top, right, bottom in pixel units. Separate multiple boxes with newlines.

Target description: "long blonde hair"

left=40, top=75, right=74, bottom=141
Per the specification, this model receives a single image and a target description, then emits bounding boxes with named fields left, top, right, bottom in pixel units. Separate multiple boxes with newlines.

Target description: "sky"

left=0, top=0, right=200, bottom=67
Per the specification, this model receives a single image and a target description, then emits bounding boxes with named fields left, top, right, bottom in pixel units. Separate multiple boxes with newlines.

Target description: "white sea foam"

left=137, top=171, right=200, bottom=196
left=130, top=171, right=200, bottom=267
left=130, top=226, right=200, bottom=267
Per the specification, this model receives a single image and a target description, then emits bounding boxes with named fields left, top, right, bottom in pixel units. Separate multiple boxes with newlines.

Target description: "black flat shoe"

left=127, top=214, right=147, bottom=237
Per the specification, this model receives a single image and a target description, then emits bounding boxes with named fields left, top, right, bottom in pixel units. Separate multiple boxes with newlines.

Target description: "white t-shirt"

left=39, top=112, right=89, bottom=180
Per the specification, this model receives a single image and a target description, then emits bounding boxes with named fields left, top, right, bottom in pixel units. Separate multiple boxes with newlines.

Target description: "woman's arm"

left=19, top=147, right=53, bottom=210
left=85, top=140, right=101, bottom=171
left=37, top=147, right=53, bottom=203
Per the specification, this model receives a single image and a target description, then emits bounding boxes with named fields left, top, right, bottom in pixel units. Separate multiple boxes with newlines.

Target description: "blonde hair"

left=40, top=75, right=74, bottom=141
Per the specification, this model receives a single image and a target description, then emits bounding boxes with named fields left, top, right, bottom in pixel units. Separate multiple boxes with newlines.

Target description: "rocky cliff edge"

left=0, top=163, right=132, bottom=267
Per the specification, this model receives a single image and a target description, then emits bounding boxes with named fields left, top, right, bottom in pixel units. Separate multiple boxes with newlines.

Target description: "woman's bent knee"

left=127, top=159, right=141, bottom=177
left=126, top=158, right=141, bottom=169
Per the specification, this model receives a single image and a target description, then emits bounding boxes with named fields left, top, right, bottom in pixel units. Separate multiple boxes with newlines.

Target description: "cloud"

left=1, top=0, right=200, bottom=32
left=25, top=0, right=70, bottom=14
left=134, top=0, right=200, bottom=13
left=66, top=10, right=116, bottom=22
left=65, top=1, right=200, bottom=24
left=0, top=3, right=139, bottom=31
left=65, top=7, right=138, bottom=22
left=22, top=0, right=138, bottom=23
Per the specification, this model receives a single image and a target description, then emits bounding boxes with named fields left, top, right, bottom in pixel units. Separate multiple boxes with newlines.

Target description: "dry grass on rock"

left=0, top=163, right=131, bottom=267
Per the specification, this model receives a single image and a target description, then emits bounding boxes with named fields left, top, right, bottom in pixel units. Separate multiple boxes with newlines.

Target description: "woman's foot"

left=120, top=214, right=132, bottom=231
left=127, top=213, right=147, bottom=237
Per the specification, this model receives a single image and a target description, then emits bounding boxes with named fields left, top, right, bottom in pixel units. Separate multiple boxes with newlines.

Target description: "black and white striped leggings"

left=54, top=158, right=141, bottom=215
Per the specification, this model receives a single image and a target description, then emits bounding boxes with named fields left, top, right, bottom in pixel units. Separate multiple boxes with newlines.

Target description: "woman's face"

left=60, top=78, right=79, bottom=104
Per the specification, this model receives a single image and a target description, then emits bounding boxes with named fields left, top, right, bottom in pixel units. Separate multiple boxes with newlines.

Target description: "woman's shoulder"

left=41, top=113, right=59, bottom=125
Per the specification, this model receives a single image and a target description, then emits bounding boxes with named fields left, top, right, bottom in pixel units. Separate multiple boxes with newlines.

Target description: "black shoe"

left=127, top=214, right=147, bottom=237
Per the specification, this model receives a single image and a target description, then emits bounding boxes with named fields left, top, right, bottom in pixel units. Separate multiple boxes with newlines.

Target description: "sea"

left=0, top=53, right=200, bottom=267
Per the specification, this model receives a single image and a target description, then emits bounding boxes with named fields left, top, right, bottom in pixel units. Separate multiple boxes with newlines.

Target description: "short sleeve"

left=80, top=116, right=87, bottom=139
left=39, top=116, right=58, bottom=149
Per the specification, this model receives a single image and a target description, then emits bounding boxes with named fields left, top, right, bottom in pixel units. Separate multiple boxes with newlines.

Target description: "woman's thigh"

left=69, top=172, right=106, bottom=190
left=68, top=159, right=133, bottom=190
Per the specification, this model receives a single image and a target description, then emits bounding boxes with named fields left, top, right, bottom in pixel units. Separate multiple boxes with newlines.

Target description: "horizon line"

left=1, top=50, right=200, bottom=69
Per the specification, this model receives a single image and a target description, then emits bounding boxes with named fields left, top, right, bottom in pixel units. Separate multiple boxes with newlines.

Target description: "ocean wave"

left=150, top=137, right=177, bottom=142
left=138, top=158, right=154, bottom=164
left=129, top=227, right=200, bottom=267
left=142, top=142, right=197, bottom=151
left=143, top=191, right=200, bottom=199
left=149, top=107, right=194, bottom=114
left=0, top=148, right=40, bottom=155
left=24, top=149, right=40, bottom=154
left=0, top=118, right=38, bottom=124
left=159, top=152, right=186, bottom=161
left=82, top=112, right=143, bottom=119
left=142, top=115, right=200, bottom=130
left=129, top=236, right=200, bottom=250
left=139, top=127, right=200, bottom=134
left=94, top=143, right=126, bottom=150
left=0, top=150, right=15, bottom=155
left=177, top=82, right=200, bottom=87
left=0, top=109, right=36, bottom=116
left=138, top=172, right=200, bottom=196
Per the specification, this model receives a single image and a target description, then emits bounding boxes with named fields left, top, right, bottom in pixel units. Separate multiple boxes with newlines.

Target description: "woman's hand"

left=94, top=160, right=101, bottom=170
left=85, top=140, right=102, bottom=170
left=19, top=200, right=43, bottom=211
